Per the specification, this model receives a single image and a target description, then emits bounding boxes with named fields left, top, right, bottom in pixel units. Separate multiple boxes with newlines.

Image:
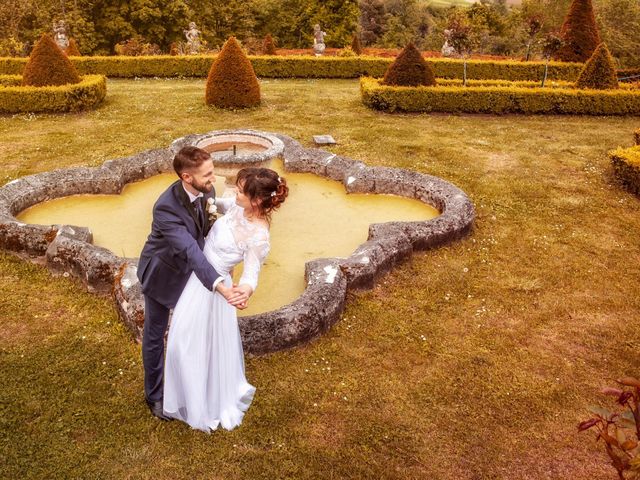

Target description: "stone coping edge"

left=185, top=129, right=285, bottom=165
left=0, top=131, right=475, bottom=355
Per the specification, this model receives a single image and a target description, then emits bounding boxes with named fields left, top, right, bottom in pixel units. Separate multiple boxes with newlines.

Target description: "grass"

left=1, top=78, right=639, bottom=479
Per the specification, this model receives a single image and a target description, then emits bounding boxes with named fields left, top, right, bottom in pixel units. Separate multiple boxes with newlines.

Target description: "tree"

left=65, top=38, right=82, bottom=56
left=575, top=42, right=619, bottom=89
left=378, top=0, right=434, bottom=49
left=358, top=0, right=385, bottom=46
left=446, top=9, right=478, bottom=86
left=382, top=42, right=436, bottom=86
left=262, top=34, right=277, bottom=55
left=205, top=36, right=260, bottom=108
left=351, top=32, right=363, bottom=54
left=554, top=0, right=601, bottom=62
left=524, top=15, right=543, bottom=61
left=22, top=34, right=81, bottom=86
left=540, top=32, right=563, bottom=86
left=187, top=0, right=256, bottom=50
left=596, top=0, right=640, bottom=68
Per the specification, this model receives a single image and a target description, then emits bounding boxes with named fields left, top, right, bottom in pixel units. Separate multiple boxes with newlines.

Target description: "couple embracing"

left=137, top=145, right=288, bottom=432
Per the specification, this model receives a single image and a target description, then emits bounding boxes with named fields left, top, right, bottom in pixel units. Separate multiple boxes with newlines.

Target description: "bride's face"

left=235, top=181, right=259, bottom=211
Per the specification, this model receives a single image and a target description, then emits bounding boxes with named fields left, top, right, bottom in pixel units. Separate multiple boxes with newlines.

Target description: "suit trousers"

left=142, top=295, right=171, bottom=402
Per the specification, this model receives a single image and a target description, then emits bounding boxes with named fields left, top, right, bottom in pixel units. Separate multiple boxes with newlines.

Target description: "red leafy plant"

left=578, top=377, right=640, bottom=479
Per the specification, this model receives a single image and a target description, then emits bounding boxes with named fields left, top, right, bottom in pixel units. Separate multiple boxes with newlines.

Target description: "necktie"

left=193, top=199, right=204, bottom=230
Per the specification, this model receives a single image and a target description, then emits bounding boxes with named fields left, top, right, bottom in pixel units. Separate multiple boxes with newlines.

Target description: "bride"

left=163, top=167, right=288, bottom=432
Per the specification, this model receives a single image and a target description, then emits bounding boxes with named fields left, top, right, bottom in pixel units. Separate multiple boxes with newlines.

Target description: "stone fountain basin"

left=191, top=130, right=284, bottom=184
left=0, top=130, right=475, bottom=355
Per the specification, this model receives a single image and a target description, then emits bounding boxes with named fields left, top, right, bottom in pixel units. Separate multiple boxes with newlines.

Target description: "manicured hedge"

left=360, top=77, right=640, bottom=115
left=610, top=145, right=640, bottom=195
left=0, top=74, right=107, bottom=113
left=0, top=55, right=585, bottom=82
left=617, top=68, right=640, bottom=83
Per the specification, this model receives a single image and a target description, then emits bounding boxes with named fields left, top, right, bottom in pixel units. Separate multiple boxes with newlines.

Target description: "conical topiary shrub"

left=22, top=34, right=81, bottom=87
left=351, top=33, right=362, bottom=55
left=205, top=37, right=261, bottom=108
left=575, top=43, right=619, bottom=90
left=65, top=38, right=81, bottom=56
left=382, top=43, right=436, bottom=87
left=262, top=34, right=277, bottom=55
left=555, top=0, right=601, bottom=63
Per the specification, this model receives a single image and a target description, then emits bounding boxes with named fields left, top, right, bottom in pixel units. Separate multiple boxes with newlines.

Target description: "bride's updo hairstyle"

left=236, top=167, right=288, bottom=220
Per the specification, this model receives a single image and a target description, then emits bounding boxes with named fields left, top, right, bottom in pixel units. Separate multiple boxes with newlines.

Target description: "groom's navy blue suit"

left=138, top=180, right=220, bottom=402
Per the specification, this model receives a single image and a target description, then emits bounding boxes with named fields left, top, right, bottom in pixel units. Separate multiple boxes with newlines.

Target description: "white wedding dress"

left=163, top=196, right=269, bottom=432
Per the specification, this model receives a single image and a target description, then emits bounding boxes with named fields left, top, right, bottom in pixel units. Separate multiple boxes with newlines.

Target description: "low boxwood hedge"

left=610, top=145, right=640, bottom=195
left=0, top=74, right=107, bottom=113
left=360, top=77, right=640, bottom=115
left=0, top=55, right=584, bottom=82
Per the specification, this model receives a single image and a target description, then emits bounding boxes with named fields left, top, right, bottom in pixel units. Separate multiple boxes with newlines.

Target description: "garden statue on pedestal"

left=441, top=29, right=457, bottom=58
left=53, top=20, right=69, bottom=51
left=184, top=22, right=202, bottom=54
left=313, top=24, right=326, bottom=56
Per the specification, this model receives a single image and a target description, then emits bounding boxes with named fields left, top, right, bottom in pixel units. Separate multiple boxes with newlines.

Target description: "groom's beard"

left=191, top=179, right=214, bottom=194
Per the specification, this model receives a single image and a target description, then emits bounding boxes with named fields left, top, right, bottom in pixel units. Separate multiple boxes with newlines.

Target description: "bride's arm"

left=237, top=229, right=270, bottom=294
left=214, top=195, right=236, bottom=214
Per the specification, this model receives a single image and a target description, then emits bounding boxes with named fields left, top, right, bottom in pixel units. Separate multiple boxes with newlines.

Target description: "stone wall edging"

left=0, top=131, right=475, bottom=355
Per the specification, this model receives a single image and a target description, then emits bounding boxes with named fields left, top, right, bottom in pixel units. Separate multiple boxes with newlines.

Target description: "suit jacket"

left=137, top=180, right=220, bottom=309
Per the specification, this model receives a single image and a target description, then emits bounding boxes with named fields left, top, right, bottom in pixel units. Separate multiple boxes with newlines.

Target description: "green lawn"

left=1, top=78, right=639, bottom=479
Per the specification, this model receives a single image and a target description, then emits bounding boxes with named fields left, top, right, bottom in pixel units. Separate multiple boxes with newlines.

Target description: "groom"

left=137, top=145, right=249, bottom=421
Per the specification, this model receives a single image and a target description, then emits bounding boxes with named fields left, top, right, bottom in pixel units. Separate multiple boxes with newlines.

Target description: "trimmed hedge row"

left=0, top=55, right=584, bottom=81
left=0, top=74, right=107, bottom=113
left=618, top=68, right=640, bottom=82
left=610, top=145, right=640, bottom=195
left=360, top=77, right=640, bottom=115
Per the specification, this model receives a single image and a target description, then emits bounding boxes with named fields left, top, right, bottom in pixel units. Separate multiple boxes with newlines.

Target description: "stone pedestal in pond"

left=0, top=130, right=475, bottom=355
left=174, top=130, right=284, bottom=190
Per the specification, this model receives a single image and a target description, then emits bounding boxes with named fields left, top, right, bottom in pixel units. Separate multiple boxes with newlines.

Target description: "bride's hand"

left=226, top=284, right=253, bottom=308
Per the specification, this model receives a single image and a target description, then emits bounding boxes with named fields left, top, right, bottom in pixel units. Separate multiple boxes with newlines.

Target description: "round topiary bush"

left=65, top=38, right=81, bottom=56
left=351, top=34, right=363, bottom=56
left=22, top=34, right=80, bottom=87
left=262, top=34, right=277, bottom=55
left=555, top=0, right=601, bottom=63
left=382, top=43, right=436, bottom=87
left=205, top=36, right=261, bottom=109
left=576, top=43, right=619, bottom=90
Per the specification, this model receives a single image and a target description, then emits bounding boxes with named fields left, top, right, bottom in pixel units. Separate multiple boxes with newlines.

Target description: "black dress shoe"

left=145, top=398, right=172, bottom=421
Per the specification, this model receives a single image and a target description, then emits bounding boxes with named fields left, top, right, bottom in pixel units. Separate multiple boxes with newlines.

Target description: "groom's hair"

left=173, top=146, right=211, bottom=176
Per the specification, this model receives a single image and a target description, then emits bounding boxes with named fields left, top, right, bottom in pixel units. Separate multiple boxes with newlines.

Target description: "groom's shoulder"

left=155, top=180, right=181, bottom=207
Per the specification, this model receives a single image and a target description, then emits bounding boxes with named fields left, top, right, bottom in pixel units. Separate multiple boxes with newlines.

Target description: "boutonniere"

left=206, top=197, right=218, bottom=223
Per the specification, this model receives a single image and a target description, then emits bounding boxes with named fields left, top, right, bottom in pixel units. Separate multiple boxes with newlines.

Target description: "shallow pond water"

left=18, top=160, right=439, bottom=315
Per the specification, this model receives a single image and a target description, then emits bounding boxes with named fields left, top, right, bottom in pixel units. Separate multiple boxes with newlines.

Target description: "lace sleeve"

left=239, top=228, right=270, bottom=292
left=215, top=195, right=236, bottom=214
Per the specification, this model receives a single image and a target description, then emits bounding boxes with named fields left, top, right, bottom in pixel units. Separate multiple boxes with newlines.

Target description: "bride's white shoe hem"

left=164, top=383, right=256, bottom=433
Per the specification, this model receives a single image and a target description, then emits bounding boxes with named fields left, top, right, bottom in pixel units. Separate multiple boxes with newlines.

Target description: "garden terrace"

left=1, top=78, right=639, bottom=479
